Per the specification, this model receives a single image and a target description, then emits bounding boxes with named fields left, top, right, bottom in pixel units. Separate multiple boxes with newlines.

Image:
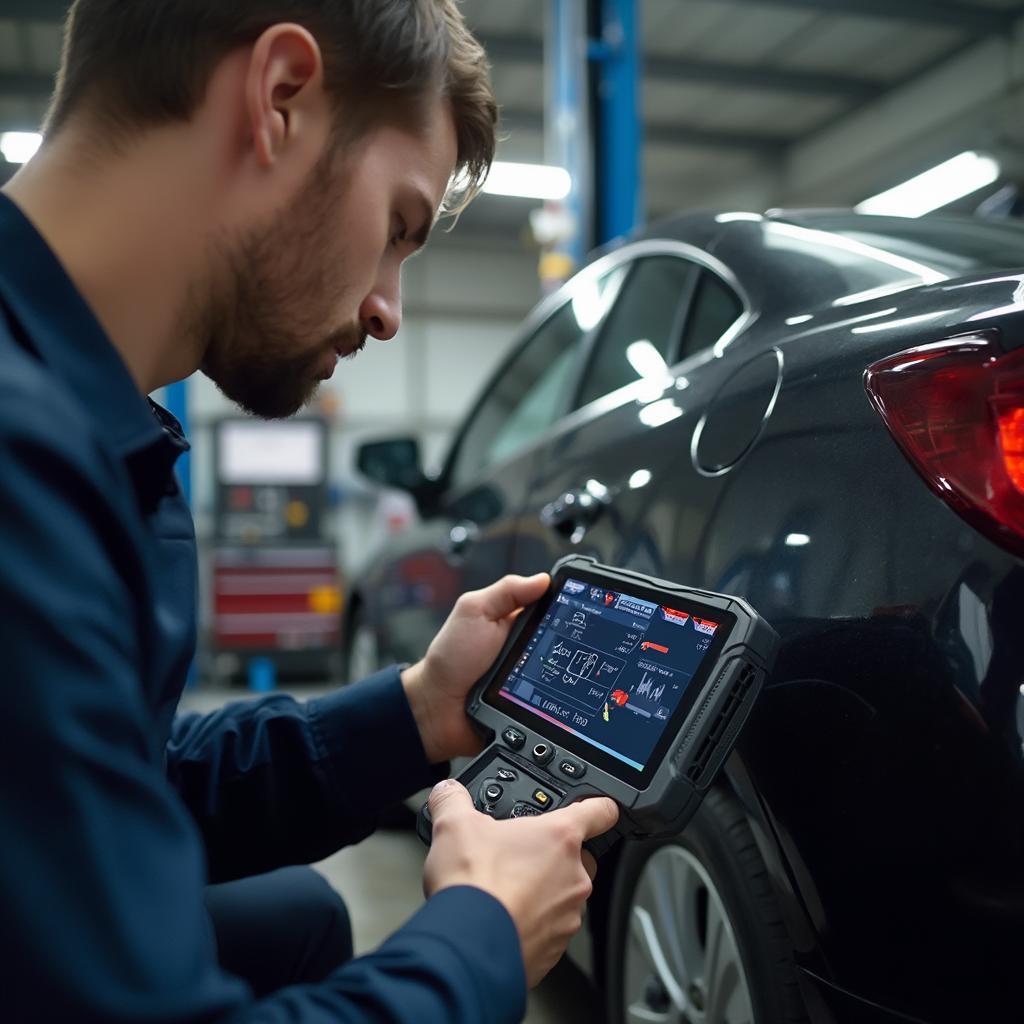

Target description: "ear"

left=244, top=23, right=326, bottom=168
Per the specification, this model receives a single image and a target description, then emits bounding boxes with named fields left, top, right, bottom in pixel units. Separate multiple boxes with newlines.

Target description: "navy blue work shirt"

left=0, top=194, right=526, bottom=1024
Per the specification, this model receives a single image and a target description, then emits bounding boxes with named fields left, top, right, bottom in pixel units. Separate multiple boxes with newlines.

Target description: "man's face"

left=198, top=98, right=458, bottom=419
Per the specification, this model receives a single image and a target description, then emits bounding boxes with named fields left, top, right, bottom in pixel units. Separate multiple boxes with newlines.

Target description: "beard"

left=194, top=158, right=366, bottom=419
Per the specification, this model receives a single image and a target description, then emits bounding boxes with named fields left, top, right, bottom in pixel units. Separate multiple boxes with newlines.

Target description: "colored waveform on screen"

left=636, top=672, right=666, bottom=703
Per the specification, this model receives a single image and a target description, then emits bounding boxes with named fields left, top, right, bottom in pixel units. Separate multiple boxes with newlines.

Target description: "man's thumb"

left=428, top=778, right=473, bottom=820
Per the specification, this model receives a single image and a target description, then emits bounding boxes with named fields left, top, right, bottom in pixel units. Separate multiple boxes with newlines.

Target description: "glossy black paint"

left=346, top=210, right=1024, bottom=1023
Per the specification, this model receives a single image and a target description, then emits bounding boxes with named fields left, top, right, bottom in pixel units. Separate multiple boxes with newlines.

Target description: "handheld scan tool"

left=417, top=556, right=778, bottom=856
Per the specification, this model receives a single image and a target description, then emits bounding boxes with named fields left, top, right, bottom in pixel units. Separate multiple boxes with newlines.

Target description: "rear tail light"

left=864, top=334, right=1024, bottom=558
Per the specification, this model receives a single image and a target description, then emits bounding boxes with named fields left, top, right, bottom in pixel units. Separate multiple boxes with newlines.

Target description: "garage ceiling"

left=0, top=0, right=1022, bottom=232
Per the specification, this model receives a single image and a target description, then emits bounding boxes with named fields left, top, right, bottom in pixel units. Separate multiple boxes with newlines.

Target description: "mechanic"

left=0, top=2, right=618, bottom=1022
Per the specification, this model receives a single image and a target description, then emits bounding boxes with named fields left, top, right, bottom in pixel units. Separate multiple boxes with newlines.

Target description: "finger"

left=427, top=779, right=474, bottom=821
left=471, top=573, right=549, bottom=622
left=581, top=849, right=598, bottom=881
left=565, top=796, right=620, bottom=840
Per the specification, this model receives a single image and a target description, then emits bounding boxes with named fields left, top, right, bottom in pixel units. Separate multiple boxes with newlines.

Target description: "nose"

left=359, top=269, right=402, bottom=341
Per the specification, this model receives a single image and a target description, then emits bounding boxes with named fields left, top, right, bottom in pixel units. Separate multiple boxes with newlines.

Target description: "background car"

left=344, top=208, right=1024, bottom=1024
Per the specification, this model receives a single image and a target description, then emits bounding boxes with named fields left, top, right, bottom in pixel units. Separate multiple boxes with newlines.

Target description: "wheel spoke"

left=671, top=848, right=707, bottom=983
left=704, top=896, right=753, bottom=1024
left=647, top=849, right=695, bottom=991
left=620, top=844, right=757, bottom=1024
left=626, top=1002, right=673, bottom=1024
left=630, top=905, right=687, bottom=1012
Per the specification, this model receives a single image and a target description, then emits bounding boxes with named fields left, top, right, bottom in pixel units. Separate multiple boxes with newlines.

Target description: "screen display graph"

left=497, top=576, right=721, bottom=772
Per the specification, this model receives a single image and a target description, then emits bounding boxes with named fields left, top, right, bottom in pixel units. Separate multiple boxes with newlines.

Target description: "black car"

left=345, top=209, right=1024, bottom=1023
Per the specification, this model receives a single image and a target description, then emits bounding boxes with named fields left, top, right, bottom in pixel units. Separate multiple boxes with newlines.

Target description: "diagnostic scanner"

left=417, top=556, right=778, bottom=856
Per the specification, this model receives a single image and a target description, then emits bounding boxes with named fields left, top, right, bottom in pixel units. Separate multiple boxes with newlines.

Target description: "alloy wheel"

left=623, top=844, right=754, bottom=1024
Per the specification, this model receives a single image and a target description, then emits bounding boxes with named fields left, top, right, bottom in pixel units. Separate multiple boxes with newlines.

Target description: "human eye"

left=390, top=216, right=408, bottom=249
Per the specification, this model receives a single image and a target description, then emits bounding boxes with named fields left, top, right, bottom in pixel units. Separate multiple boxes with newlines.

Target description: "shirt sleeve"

left=0, top=395, right=524, bottom=1024
left=166, top=668, right=447, bottom=883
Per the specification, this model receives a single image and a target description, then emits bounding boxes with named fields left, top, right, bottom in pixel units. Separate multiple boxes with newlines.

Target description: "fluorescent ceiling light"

left=1, top=131, right=41, bottom=165
left=784, top=533, right=811, bottom=547
left=482, top=162, right=571, bottom=201
left=629, top=469, right=652, bottom=489
left=856, top=151, right=1000, bottom=218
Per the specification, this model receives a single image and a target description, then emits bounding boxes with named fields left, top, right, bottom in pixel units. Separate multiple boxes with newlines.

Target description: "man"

left=0, top=2, right=618, bottom=1022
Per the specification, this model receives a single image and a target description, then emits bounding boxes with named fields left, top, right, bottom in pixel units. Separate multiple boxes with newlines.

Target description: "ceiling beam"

left=646, top=123, right=787, bottom=155
left=0, top=0, right=68, bottom=17
left=501, top=109, right=788, bottom=155
left=726, top=0, right=1018, bottom=35
left=0, top=71, right=53, bottom=99
left=484, top=32, right=878, bottom=98
left=645, top=54, right=878, bottom=98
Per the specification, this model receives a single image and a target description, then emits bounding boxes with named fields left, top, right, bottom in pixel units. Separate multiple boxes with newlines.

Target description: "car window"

left=680, top=270, right=744, bottom=360
left=449, top=270, right=622, bottom=488
left=572, top=256, right=697, bottom=410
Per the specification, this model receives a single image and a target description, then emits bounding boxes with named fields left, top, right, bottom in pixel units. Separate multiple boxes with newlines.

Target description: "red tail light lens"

left=864, top=334, right=1024, bottom=558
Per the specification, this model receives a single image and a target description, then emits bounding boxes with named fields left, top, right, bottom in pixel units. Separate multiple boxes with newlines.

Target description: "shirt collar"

left=0, top=192, right=169, bottom=460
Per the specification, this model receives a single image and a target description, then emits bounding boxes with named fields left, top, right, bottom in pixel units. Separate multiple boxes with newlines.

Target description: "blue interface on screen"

left=498, top=577, right=721, bottom=772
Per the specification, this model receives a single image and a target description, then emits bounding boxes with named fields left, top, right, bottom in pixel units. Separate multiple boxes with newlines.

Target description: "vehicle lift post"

left=589, top=0, right=643, bottom=246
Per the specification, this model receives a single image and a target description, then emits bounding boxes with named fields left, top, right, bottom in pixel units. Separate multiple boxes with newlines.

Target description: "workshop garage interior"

left=1, top=1, right=1023, bottom=1022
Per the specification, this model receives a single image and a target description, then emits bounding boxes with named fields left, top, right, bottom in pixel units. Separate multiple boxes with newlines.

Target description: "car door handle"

left=448, top=520, right=479, bottom=555
left=540, top=489, right=608, bottom=540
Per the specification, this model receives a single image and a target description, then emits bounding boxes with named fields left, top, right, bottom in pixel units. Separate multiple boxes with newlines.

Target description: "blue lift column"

left=164, top=379, right=191, bottom=506
left=543, top=0, right=591, bottom=286
left=164, top=378, right=202, bottom=687
left=591, top=0, right=643, bottom=246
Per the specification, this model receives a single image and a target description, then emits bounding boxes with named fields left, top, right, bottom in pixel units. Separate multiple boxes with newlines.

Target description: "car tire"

left=605, top=785, right=807, bottom=1024
left=342, top=602, right=381, bottom=684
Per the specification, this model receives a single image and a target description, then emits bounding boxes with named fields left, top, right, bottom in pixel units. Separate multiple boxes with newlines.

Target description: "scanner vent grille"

left=686, top=663, right=758, bottom=785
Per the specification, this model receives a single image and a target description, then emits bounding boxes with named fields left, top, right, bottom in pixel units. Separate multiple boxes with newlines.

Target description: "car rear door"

left=509, top=241, right=750, bottom=582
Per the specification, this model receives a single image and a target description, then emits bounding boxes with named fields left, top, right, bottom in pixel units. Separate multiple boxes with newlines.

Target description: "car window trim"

left=674, top=268, right=746, bottom=364
left=666, top=265, right=703, bottom=365
left=563, top=260, right=643, bottom=415
left=568, top=256, right=701, bottom=413
left=438, top=238, right=754, bottom=502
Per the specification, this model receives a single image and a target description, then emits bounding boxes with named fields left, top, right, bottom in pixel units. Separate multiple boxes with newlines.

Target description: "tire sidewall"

left=605, top=787, right=796, bottom=1024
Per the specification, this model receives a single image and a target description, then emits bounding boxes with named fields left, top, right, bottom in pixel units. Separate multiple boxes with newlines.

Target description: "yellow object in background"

left=309, top=586, right=343, bottom=615
left=286, top=500, right=310, bottom=528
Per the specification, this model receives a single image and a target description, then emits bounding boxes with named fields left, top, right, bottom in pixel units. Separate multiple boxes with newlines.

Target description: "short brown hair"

left=45, top=0, right=497, bottom=211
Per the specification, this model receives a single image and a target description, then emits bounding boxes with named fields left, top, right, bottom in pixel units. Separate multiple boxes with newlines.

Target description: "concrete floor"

left=180, top=685, right=604, bottom=1023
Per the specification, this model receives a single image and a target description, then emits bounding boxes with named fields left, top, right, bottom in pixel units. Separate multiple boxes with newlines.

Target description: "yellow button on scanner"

left=531, top=788, right=552, bottom=809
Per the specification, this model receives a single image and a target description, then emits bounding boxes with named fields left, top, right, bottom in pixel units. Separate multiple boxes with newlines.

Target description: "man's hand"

left=423, top=780, right=619, bottom=987
left=401, top=573, right=549, bottom=763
